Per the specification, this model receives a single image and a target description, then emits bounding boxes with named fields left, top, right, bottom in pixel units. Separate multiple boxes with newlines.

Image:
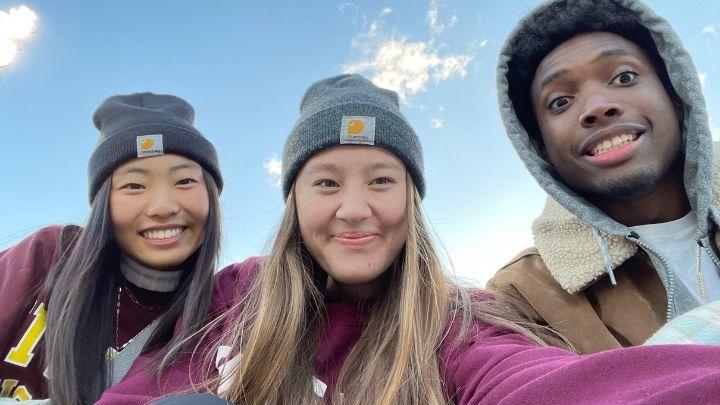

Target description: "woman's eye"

left=120, top=183, right=144, bottom=190
left=611, top=71, right=638, bottom=86
left=314, top=179, right=339, bottom=188
left=177, top=178, right=197, bottom=186
left=371, top=177, right=393, bottom=186
left=548, top=96, right=571, bottom=110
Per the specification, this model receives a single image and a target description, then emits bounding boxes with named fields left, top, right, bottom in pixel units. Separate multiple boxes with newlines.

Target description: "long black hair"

left=44, top=170, right=221, bottom=405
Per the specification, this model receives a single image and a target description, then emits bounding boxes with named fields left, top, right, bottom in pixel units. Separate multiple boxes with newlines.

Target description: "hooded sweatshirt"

left=489, top=0, right=720, bottom=352
left=94, top=257, right=720, bottom=404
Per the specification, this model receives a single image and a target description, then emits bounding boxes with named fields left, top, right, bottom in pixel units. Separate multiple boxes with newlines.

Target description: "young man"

left=488, top=0, right=720, bottom=354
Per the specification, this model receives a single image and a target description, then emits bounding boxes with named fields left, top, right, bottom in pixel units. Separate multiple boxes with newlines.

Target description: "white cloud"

left=344, top=38, right=472, bottom=101
left=699, top=72, right=708, bottom=88
left=701, top=22, right=718, bottom=35
left=437, top=105, right=445, bottom=112
left=263, top=156, right=282, bottom=188
left=430, top=118, right=444, bottom=128
left=342, top=3, right=473, bottom=102
left=427, top=0, right=458, bottom=37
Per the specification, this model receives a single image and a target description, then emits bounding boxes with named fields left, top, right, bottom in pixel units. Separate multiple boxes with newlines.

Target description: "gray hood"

left=496, top=0, right=717, bottom=292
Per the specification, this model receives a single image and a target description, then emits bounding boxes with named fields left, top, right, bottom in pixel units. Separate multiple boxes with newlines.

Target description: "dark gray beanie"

left=282, top=74, right=424, bottom=198
left=88, top=92, right=223, bottom=201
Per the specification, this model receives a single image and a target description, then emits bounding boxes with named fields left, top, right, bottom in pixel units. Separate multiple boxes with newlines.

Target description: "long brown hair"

left=45, top=170, right=222, bottom=405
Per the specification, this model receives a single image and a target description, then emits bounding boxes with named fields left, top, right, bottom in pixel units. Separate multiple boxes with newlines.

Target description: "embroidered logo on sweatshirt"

left=136, top=134, right=164, bottom=158
left=340, top=116, right=375, bottom=145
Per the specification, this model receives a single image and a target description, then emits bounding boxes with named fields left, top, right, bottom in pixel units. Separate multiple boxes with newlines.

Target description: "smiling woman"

left=110, top=155, right=210, bottom=271
left=0, top=93, right=223, bottom=404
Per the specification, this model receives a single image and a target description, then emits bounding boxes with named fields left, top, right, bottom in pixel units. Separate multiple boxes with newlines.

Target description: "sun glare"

left=0, top=5, right=37, bottom=69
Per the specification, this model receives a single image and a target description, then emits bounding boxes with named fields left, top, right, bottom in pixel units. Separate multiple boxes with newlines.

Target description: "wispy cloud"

left=342, top=3, right=473, bottom=102
left=263, top=156, right=282, bottom=187
left=339, top=3, right=365, bottom=28
left=699, top=72, right=708, bottom=88
left=430, top=118, right=444, bottom=128
left=427, top=0, right=457, bottom=37
left=701, top=22, right=718, bottom=36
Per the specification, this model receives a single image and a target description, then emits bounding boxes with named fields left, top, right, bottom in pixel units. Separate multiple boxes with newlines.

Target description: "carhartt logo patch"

left=340, top=116, right=375, bottom=145
left=136, top=134, right=164, bottom=158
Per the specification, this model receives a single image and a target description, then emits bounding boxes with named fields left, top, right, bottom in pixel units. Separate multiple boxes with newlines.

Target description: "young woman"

left=99, top=76, right=720, bottom=405
left=0, top=93, right=223, bottom=404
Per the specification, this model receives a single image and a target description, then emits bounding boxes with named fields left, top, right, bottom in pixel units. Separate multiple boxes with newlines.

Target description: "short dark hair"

left=505, top=0, right=678, bottom=150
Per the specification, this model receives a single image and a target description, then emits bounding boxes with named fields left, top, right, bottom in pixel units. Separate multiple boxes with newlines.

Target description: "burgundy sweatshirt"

left=98, top=257, right=720, bottom=404
left=0, top=226, right=172, bottom=400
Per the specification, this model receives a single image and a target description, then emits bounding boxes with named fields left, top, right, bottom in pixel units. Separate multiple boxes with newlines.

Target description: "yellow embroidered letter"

left=5, top=303, right=46, bottom=367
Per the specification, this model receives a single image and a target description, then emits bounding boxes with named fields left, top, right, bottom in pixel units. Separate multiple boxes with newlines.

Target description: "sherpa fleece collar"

left=533, top=147, right=720, bottom=294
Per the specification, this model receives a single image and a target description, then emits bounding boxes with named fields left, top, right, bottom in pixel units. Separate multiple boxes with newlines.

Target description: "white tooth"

left=602, top=140, right=612, bottom=149
left=611, top=136, right=622, bottom=146
left=620, top=134, right=629, bottom=142
left=630, top=133, right=637, bottom=141
left=152, top=231, right=159, bottom=239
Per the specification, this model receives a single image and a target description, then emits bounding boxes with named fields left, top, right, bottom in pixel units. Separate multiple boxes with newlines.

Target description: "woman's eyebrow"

left=366, top=161, right=404, bottom=171
left=169, top=163, right=201, bottom=172
left=116, top=167, right=149, bottom=176
left=306, top=163, right=342, bottom=175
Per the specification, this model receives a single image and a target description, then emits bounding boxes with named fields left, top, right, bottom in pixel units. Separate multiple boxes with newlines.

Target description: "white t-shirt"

left=630, top=211, right=720, bottom=304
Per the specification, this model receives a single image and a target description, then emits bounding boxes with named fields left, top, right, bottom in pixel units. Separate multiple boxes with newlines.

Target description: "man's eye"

left=549, top=96, right=571, bottom=110
left=120, top=183, right=144, bottom=190
left=611, top=71, right=638, bottom=86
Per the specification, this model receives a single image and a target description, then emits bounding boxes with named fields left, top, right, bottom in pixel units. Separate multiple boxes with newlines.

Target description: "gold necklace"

left=109, top=284, right=160, bottom=359
left=122, top=279, right=165, bottom=311
left=115, top=284, right=122, bottom=350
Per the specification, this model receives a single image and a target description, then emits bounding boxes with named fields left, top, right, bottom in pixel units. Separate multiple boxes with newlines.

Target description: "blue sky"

left=1, top=0, right=719, bottom=284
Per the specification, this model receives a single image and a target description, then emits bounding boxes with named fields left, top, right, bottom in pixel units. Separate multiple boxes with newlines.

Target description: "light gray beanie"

left=88, top=92, right=223, bottom=202
left=282, top=74, right=424, bottom=198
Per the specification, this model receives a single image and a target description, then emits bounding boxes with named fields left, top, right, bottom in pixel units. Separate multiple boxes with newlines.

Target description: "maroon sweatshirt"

left=98, top=257, right=720, bottom=404
left=0, top=226, right=171, bottom=400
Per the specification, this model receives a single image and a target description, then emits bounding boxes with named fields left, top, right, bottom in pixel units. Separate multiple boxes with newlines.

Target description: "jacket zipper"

left=627, top=233, right=676, bottom=321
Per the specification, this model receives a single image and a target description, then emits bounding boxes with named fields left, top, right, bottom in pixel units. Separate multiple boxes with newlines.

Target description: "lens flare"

left=0, top=6, right=37, bottom=40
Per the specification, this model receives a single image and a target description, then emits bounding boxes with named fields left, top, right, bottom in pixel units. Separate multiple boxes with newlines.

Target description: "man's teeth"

left=591, top=133, right=638, bottom=156
left=142, top=228, right=183, bottom=240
